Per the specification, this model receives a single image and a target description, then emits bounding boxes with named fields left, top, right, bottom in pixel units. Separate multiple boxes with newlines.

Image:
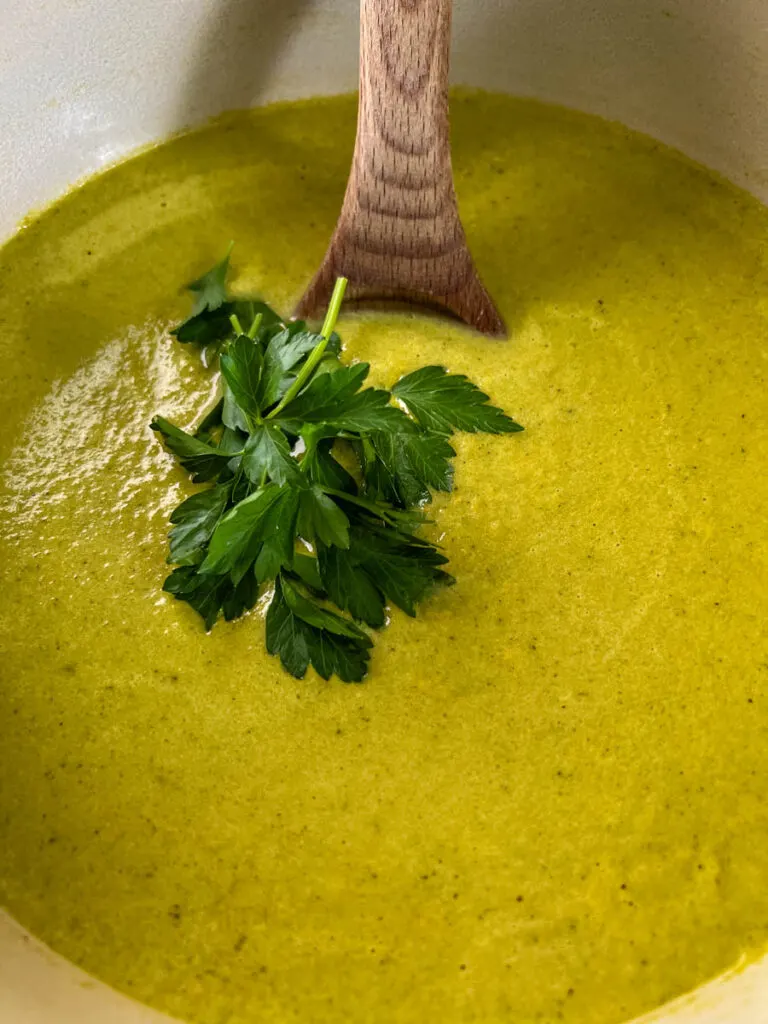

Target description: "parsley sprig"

left=152, top=249, right=523, bottom=682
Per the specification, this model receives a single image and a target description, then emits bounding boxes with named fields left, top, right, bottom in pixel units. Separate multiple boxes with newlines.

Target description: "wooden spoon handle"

left=296, top=0, right=505, bottom=336
left=358, top=0, right=452, bottom=217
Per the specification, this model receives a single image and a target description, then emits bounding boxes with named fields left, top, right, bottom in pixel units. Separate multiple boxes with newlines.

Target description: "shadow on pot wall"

left=176, top=0, right=763, bottom=196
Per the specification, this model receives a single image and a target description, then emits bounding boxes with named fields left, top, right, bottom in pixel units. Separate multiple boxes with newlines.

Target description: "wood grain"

left=295, top=0, right=505, bottom=337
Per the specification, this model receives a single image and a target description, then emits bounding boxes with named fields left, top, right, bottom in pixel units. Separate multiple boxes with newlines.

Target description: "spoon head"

left=296, top=240, right=507, bottom=338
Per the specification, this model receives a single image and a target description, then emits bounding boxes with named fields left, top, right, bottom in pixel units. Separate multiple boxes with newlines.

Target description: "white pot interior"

left=1, top=1, right=767, bottom=1021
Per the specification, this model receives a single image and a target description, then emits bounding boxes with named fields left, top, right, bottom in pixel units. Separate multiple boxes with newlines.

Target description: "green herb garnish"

left=152, top=251, right=523, bottom=682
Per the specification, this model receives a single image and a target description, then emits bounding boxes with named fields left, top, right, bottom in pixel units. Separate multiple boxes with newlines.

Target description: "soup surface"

left=1, top=92, right=767, bottom=1024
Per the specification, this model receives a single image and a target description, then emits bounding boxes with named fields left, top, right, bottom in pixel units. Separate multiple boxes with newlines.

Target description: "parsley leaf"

left=393, top=365, right=524, bottom=434
left=173, top=307, right=235, bottom=345
left=168, top=483, right=232, bottom=566
left=317, top=543, right=386, bottom=628
left=172, top=246, right=234, bottom=344
left=163, top=565, right=260, bottom=631
left=199, top=485, right=283, bottom=578
left=266, top=576, right=372, bottom=682
left=221, top=573, right=261, bottom=621
left=163, top=568, right=229, bottom=630
left=297, top=485, right=350, bottom=549
left=172, top=249, right=282, bottom=346
left=302, top=439, right=358, bottom=494
left=243, top=423, right=301, bottom=486
left=220, top=335, right=264, bottom=429
left=367, top=430, right=455, bottom=506
left=187, top=245, right=233, bottom=316
left=234, top=299, right=283, bottom=332
left=292, top=552, right=324, bottom=592
left=151, top=416, right=239, bottom=482
left=281, top=575, right=369, bottom=641
left=222, top=379, right=250, bottom=433
left=348, top=524, right=453, bottom=617
left=252, top=485, right=300, bottom=582
left=195, top=397, right=225, bottom=440
left=154, top=260, right=524, bottom=683
left=260, top=327, right=324, bottom=408
left=275, top=362, right=368, bottom=419
left=275, top=364, right=411, bottom=433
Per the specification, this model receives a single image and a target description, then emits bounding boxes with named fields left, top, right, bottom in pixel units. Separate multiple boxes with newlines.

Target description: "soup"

left=1, top=91, right=767, bottom=1024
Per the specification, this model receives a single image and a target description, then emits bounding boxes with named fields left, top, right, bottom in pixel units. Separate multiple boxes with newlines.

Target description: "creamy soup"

left=1, top=91, right=767, bottom=1024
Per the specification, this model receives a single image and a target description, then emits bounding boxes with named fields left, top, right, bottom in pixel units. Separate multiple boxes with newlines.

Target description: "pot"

left=1, top=1, right=767, bottom=1021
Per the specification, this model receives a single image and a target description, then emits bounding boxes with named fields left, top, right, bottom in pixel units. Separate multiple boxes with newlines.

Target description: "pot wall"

left=2, top=0, right=767, bottom=240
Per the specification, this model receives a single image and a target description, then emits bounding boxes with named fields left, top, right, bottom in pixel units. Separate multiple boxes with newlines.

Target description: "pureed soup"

left=0, top=92, right=767, bottom=1024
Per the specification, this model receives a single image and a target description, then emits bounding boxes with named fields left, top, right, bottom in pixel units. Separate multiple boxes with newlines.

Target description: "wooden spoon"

left=295, top=0, right=505, bottom=337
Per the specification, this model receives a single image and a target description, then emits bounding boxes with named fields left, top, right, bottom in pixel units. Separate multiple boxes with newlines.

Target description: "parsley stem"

left=319, top=276, right=348, bottom=342
left=229, top=313, right=245, bottom=336
left=321, top=487, right=401, bottom=526
left=247, top=312, right=263, bottom=339
left=267, top=277, right=348, bottom=420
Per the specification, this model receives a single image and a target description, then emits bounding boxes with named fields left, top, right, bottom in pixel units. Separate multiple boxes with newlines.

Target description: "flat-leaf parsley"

left=152, top=250, right=523, bottom=682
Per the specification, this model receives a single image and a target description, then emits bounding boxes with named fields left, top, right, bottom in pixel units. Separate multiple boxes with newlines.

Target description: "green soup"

left=1, top=91, right=767, bottom=1024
